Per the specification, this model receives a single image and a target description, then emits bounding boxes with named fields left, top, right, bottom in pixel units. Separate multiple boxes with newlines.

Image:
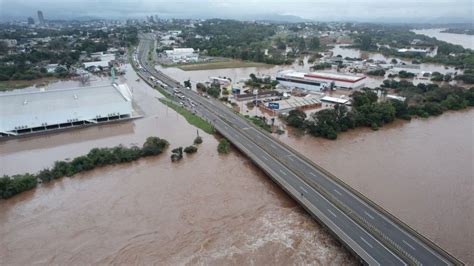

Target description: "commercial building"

left=37, top=10, right=45, bottom=26
left=320, top=96, right=350, bottom=106
left=0, top=84, right=135, bottom=137
left=261, top=96, right=321, bottom=114
left=276, top=70, right=366, bottom=91
left=235, top=90, right=281, bottom=102
left=164, top=48, right=198, bottom=63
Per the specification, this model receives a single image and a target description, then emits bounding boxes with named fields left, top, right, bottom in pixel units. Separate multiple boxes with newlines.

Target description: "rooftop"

left=280, top=70, right=366, bottom=83
left=0, top=84, right=133, bottom=134
left=321, top=96, right=350, bottom=104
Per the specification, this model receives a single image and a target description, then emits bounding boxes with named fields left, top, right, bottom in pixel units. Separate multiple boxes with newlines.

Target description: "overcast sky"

left=1, top=0, right=473, bottom=23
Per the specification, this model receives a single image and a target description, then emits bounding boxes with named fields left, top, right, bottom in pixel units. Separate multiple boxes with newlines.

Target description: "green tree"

left=286, top=109, right=307, bottom=128
left=217, top=139, right=231, bottom=154
left=308, top=37, right=320, bottom=50
left=142, top=137, right=169, bottom=156
left=357, top=34, right=374, bottom=50
left=184, top=145, right=198, bottom=154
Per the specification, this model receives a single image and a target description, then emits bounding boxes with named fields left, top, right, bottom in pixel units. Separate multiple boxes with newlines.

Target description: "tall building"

left=27, top=17, right=35, bottom=25
left=37, top=10, right=45, bottom=25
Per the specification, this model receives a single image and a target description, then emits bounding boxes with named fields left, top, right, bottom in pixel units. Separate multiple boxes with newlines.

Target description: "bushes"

left=142, top=136, right=169, bottom=156
left=366, top=69, right=386, bottom=76
left=398, top=70, right=416, bottom=79
left=245, top=115, right=272, bottom=133
left=0, top=136, right=168, bottom=199
left=217, top=139, right=231, bottom=154
left=311, top=62, right=332, bottom=70
left=0, top=174, right=38, bottom=199
left=184, top=146, right=198, bottom=154
left=171, top=147, right=184, bottom=161
left=194, top=136, right=203, bottom=145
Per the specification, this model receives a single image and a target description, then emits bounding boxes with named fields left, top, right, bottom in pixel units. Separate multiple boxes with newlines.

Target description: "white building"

left=0, top=39, right=17, bottom=48
left=276, top=70, right=366, bottom=91
left=164, top=48, right=199, bottom=63
left=0, top=84, right=134, bottom=137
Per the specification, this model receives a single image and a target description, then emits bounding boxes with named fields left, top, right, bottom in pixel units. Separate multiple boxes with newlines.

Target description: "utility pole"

left=254, top=89, right=258, bottom=117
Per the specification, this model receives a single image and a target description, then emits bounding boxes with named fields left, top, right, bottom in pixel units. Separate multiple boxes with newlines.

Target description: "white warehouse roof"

left=0, top=84, right=133, bottom=135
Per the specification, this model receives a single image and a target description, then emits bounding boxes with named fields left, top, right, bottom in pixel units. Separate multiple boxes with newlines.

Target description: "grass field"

left=159, top=98, right=215, bottom=134
left=170, top=59, right=271, bottom=71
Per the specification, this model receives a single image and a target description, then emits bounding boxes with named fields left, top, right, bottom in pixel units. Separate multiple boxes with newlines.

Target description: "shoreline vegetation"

left=284, top=85, right=474, bottom=140
left=0, top=136, right=168, bottom=199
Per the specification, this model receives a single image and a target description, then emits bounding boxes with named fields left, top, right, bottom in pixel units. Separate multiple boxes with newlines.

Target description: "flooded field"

left=412, top=28, right=474, bottom=50
left=157, top=44, right=461, bottom=90
left=276, top=109, right=474, bottom=264
left=0, top=65, right=354, bottom=265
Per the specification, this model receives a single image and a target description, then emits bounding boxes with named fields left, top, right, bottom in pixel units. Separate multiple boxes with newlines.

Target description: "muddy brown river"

left=0, top=66, right=354, bottom=265
left=1, top=64, right=472, bottom=264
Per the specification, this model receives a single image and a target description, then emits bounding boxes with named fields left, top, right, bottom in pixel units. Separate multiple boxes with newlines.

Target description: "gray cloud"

left=1, top=0, right=472, bottom=23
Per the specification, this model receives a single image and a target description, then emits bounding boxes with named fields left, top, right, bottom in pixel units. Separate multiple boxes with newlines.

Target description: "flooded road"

left=412, top=28, right=474, bottom=50
left=276, top=110, right=474, bottom=264
left=0, top=65, right=354, bottom=265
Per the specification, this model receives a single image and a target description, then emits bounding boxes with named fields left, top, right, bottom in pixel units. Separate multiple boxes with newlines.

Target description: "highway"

left=135, top=33, right=462, bottom=265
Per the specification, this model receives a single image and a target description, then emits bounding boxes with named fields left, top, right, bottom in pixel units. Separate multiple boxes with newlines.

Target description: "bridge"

left=135, top=34, right=462, bottom=265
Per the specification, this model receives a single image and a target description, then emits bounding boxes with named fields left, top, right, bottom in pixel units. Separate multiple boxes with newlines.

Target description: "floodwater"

left=157, top=45, right=461, bottom=90
left=1, top=63, right=472, bottom=264
left=275, top=109, right=474, bottom=264
left=412, top=28, right=474, bottom=50
left=0, top=65, right=355, bottom=265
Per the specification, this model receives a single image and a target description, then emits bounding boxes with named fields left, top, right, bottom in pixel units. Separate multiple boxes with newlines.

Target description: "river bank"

left=0, top=64, right=355, bottom=264
left=275, top=109, right=474, bottom=264
left=412, top=28, right=474, bottom=50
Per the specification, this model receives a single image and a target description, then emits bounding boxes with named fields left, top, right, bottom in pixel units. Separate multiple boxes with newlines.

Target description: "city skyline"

left=1, top=0, right=473, bottom=23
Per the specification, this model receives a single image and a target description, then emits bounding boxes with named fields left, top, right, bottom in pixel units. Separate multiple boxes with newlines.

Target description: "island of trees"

left=0, top=136, right=168, bottom=199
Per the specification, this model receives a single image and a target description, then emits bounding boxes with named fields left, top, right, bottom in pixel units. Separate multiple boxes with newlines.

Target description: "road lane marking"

left=262, top=156, right=269, bottom=161
left=300, top=186, right=308, bottom=193
left=333, top=189, right=342, bottom=196
left=287, top=156, right=295, bottom=162
left=279, top=169, right=287, bottom=176
left=310, top=172, right=317, bottom=177
left=364, top=211, right=375, bottom=220
left=327, top=209, right=338, bottom=217
left=360, top=237, right=373, bottom=248
left=242, top=127, right=250, bottom=130
left=256, top=135, right=262, bottom=139
left=270, top=143, right=276, bottom=148
left=402, top=240, right=416, bottom=251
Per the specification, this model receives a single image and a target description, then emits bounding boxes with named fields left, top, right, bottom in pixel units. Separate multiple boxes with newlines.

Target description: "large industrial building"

left=0, top=84, right=135, bottom=137
left=276, top=70, right=366, bottom=91
left=164, top=48, right=199, bottom=63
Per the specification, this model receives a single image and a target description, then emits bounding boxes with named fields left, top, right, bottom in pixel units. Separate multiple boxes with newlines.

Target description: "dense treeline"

left=181, top=19, right=324, bottom=65
left=0, top=137, right=168, bottom=199
left=351, top=25, right=474, bottom=68
left=285, top=86, right=473, bottom=139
